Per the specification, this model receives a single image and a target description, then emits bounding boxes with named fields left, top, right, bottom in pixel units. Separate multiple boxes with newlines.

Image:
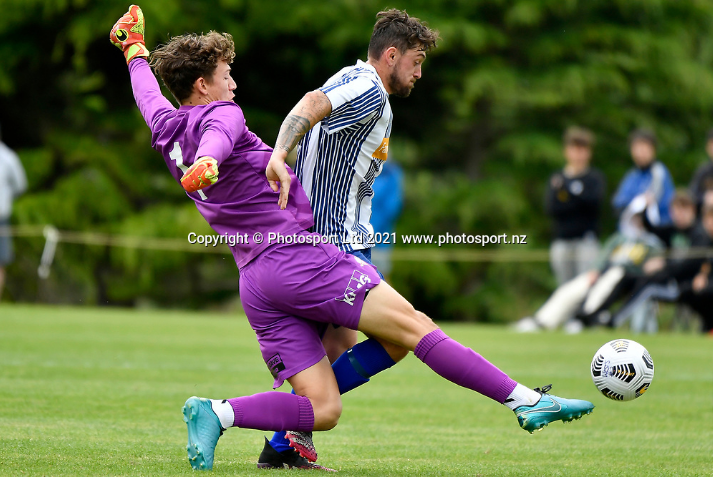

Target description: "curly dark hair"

left=150, top=31, right=236, bottom=103
left=368, top=9, right=439, bottom=59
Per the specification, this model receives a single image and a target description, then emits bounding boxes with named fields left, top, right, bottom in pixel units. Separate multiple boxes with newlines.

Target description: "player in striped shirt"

left=259, top=9, right=433, bottom=467
left=264, top=8, right=594, bottom=467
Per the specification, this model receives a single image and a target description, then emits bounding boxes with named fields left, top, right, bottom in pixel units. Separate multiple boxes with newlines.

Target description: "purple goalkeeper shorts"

left=239, top=232, right=381, bottom=388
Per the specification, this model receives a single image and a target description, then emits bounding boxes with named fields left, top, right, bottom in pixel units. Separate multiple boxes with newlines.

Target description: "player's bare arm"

left=275, top=91, right=332, bottom=154
left=266, top=90, right=332, bottom=209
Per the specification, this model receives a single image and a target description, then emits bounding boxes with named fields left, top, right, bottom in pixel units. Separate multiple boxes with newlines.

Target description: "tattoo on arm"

left=275, top=91, right=332, bottom=154
left=275, top=115, right=311, bottom=153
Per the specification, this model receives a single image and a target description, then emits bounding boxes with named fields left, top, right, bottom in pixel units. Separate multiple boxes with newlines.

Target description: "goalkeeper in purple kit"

left=111, top=5, right=595, bottom=472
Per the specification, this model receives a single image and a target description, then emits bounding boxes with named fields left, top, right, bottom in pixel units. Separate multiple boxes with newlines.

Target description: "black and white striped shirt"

left=295, top=60, right=392, bottom=251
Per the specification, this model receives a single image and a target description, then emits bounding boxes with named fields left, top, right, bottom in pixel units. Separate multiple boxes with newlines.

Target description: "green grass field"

left=1, top=304, right=711, bottom=476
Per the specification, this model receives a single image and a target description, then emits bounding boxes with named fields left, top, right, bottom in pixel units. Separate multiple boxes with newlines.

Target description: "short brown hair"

left=671, top=189, right=694, bottom=208
left=628, top=128, right=657, bottom=148
left=150, top=31, right=236, bottom=102
left=563, top=126, right=594, bottom=148
left=368, top=9, right=439, bottom=59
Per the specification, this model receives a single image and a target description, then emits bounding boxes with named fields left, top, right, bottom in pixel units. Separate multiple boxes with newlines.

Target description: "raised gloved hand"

left=181, top=157, right=219, bottom=192
left=109, top=5, right=149, bottom=64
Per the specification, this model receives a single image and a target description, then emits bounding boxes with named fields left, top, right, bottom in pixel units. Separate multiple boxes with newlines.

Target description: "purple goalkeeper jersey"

left=129, top=59, right=314, bottom=268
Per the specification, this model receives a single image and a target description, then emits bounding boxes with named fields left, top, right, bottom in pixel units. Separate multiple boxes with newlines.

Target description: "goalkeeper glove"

left=181, top=157, right=219, bottom=193
left=109, top=5, right=149, bottom=64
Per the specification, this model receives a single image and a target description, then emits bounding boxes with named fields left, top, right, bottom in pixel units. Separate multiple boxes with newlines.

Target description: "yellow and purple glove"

left=109, top=5, right=149, bottom=64
left=181, top=157, right=219, bottom=193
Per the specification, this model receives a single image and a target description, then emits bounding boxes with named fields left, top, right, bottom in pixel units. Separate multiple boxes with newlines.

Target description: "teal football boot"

left=514, top=385, right=594, bottom=433
left=182, top=396, right=224, bottom=470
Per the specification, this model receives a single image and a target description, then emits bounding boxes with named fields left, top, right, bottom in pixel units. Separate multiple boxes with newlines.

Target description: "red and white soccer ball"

left=590, top=339, right=654, bottom=402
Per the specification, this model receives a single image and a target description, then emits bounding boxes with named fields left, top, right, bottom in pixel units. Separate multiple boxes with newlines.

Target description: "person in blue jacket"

left=612, top=129, right=675, bottom=227
left=370, top=159, right=404, bottom=279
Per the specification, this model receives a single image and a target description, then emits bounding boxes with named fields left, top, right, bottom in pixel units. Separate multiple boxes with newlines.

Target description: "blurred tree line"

left=1, top=0, right=713, bottom=321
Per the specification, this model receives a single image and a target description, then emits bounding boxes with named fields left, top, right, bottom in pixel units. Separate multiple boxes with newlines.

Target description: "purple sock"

left=414, top=329, right=517, bottom=403
left=228, top=392, right=314, bottom=431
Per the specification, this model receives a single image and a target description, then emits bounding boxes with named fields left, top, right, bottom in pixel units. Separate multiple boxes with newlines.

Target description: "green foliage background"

left=2, top=0, right=713, bottom=321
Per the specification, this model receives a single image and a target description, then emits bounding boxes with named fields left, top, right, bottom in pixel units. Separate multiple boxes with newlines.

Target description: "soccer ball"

left=590, top=339, right=654, bottom=401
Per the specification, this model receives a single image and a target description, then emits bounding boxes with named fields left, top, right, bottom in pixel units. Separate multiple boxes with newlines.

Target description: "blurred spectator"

left=575, top=191, right=698, bottom=333
left=688, top=128, right=713, bottom=212
left=545, top=127, right=605, bottom=285
left=702, top=189, right=713, bottom=212
left=645, top=189, right=697, bottom=253
left=514, top=196, right=664, bottom=333
left=370, top=160, right=403, bottom=280
left=0, top=123, right=28, bottom=299
left=609, top=204, right=713, bottom=334
left=612, top=128, right=675, bottom=227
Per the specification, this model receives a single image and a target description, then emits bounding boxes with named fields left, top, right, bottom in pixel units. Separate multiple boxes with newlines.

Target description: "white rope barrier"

left=0, top=226, right=711, bottom=279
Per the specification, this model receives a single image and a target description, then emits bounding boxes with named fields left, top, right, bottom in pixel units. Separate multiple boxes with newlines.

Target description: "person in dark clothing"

left=676, top=260, right=713, bottom=333
left=644, top=189, right=697, bottom=254
left=546, top=127, right=606, bottom=285
left=689, top=128, right=713, bottom=212
left=576, top=191, right=698, bottom=332
left=608, top=204, right=713, bottom=333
